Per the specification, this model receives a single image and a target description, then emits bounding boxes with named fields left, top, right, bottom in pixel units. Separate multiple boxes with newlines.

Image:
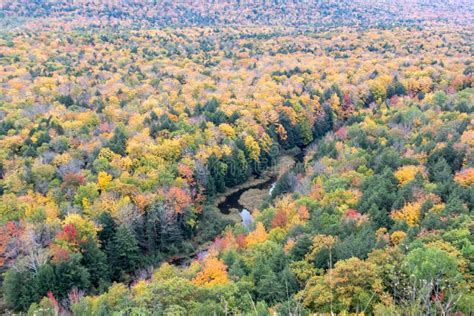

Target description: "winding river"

left=169, top=150, right=305, bottom=266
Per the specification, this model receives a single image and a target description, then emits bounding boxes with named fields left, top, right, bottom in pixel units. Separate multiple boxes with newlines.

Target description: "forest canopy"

left=0, top=1, right=473, bottom=315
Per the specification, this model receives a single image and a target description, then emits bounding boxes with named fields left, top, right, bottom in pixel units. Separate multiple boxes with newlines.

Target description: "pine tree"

left=106, top=225, right=141, bottom=281
left=81, top=238, right=110, bottom=293
left=54, top=254, right=91, bottom=300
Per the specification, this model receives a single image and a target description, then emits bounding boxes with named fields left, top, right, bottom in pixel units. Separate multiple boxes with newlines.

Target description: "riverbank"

left=168, top=149, right=303, bottom=266
left=215, top=151, right=301, bottom=214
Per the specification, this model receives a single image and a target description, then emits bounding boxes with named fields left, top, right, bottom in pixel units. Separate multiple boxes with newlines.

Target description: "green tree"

left=54, top=254, right=91, bottom=300
left=107, top=126, right=127, bottom=156
left=81, top=238, right=110, bottom=293
left=3, top=269, right=39, bottom=312
left=107, top=225, right=141, bottom=281
left=403, top=247, right=467, bottom=314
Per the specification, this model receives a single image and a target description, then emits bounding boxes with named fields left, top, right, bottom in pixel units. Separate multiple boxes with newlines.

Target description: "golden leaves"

left=391, top=201, right=422, bottom=226
left=218, top=123, right=236, bottom=138
left=97, top=171, right=112, bottom=191
left=244, top=135, right=260, bottom=161
left=245, top=222, right=268, bottom=247
left=394, top=165, right=425, bottom=186
left=192, top=256, right=229, bottom=287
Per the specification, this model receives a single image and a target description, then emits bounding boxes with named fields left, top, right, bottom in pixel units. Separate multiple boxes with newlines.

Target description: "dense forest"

left=0, top=1, right=473, bottom=315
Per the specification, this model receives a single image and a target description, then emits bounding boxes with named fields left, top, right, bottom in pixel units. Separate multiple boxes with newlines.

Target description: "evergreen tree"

left=54, top=254, right=91, bottom=300
left=107, top=225, right=141, bottom=281
left=97, top=211, right=117, bottom=248
left=81, top=238, right=110, bottom=293
left=107, top=127, right=127, bottom=156
left=3, top=269, right=39, bottom=312
left=35, top=264, right=57, bottom=298
left=386, top=77, right=407, bottom=98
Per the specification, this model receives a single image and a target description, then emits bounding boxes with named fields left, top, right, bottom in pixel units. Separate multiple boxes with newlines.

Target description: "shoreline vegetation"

left=170, top=151, right=302, bottom=265
left=214, top=152, right=300, bottom=211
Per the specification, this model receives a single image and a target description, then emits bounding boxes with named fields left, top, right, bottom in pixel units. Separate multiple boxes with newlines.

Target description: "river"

left=169, top=149, right=305, bottom=266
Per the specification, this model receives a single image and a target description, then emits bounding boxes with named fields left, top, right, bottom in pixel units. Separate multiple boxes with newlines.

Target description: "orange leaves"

left=271, top=209, right=288, bottom=228
left=454, top=168, right=474, bottom=187
left=192, top=256, right=229, bottom=287
left=132, top=193, right=153, bottom=212
left=167, top=187, right=192, bottom=214
left=284, top=238, right=296, bottom=253
left=297, top=205, right=310, bottom=221
left=177, top=164, right=194, bottom=182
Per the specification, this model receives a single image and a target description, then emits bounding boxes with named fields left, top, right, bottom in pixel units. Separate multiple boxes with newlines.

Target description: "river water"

left=171, top=149, right=305, bottom=266
left=217, top=149, right=305, bottom=227
left=217, top=176, right=275, bottom=213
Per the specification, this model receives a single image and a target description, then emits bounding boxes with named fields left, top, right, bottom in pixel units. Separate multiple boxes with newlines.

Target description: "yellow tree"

left=391, top=201, right=422, bottom=226
left=244, top=135, right=260, bottom=161
left=394, top=165, right=425, bottom=186
left=97, top=171, right=112, bottom=191
left=245, top=222, right=268, bottom=247
left=192, top=256, right=229, bottom=287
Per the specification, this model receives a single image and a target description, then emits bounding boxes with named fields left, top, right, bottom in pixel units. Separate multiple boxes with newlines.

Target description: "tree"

left=106, top=225, right=141, bottom=281
left=300, top=257, right=384, bottom=313
left=245, top=222, right=268, bottom=247
left=403, top=247, right=467, bottom=314
left=244, top=135, right=260, bottom=161
left=97, top=171, right=112, bottom=191
left=3, top=268, right=39, bottom=312
left=391, top=201, right=422, bottom=227
left=53, top=254, right=91, bottom=300
left=394, top=165, right=425, bottom=186
left=107, top=127, right=127, bottom=156
left=192, top=256, right=229, bottom=287
left=454, top=168, right=474, bottom=187
left=35, top=263, right=57, bottom=298
left=81, top=238, right=110, bottom=293
left=358, top=169, right=398, bottom=228
left=387, top=77, right=407, bottom=99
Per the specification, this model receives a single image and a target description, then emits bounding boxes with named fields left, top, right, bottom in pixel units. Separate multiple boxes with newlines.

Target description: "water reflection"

left=240, top=208, right=253, bottom=228
left=269, top=182, right=276, bottom=196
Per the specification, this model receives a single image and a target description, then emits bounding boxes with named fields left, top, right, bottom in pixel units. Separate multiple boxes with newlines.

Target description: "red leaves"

left=431, top=290, right=445, bottom=302
left=235, top=233, right=247, bottom=249
left=271, top=209, right=288, bottom=228
left=47, top=291, right=60, bottom=314
left=344, top=208, right=361, bottom=219
left=51, top=223, right=82, bottom=263
left=56, top=223, right=78, bottom=244
left=0, top=221, right=22, bottom=267
left=335, top=126, right=348, bottom=139
left=61, top=172, right=86, bottom=195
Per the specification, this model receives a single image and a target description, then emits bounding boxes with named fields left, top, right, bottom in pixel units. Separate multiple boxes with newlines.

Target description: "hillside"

left=0, top=1, right=473, bottom=315
left=1, top=0, right=473, bottom=29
